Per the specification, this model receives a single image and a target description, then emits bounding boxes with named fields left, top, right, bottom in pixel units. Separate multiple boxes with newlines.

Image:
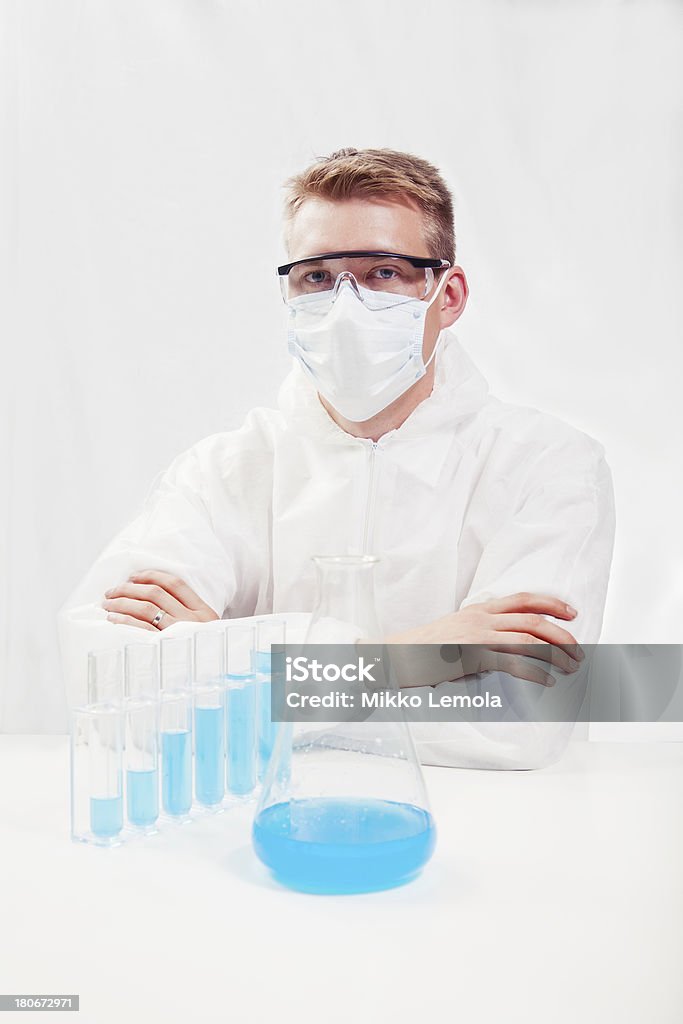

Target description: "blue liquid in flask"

left=126, top=768, right=159, bottom=827
left=161, top=729, right=192, bottom=816
left=194, top=705, right=225, bottom=806
left=252, top=797, right=436, bottom=894
left=225, top=680, right=257, bottom=795
left=90, top=795, right=123, bottom=838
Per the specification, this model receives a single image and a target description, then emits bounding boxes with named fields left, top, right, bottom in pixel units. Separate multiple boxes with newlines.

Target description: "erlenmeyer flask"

left=252, top=555, right=436, bottom=894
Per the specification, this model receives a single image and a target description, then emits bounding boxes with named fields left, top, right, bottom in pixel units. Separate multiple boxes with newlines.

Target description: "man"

left=60, top=148, right=615, bottom=767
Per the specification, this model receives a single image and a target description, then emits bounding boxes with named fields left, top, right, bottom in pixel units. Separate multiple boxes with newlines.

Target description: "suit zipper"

left=362, top=441, right=380, bottom=555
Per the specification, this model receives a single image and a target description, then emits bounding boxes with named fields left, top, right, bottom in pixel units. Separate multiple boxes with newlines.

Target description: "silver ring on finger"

left=151, top=609, right=165, bottom=629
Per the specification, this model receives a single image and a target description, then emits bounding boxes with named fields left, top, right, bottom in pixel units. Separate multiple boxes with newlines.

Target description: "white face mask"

left=286, top=273, right=450, bottom=423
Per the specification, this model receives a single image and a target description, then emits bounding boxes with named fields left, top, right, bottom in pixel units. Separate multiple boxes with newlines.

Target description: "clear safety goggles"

left=277, top=250, right=451, bottom=312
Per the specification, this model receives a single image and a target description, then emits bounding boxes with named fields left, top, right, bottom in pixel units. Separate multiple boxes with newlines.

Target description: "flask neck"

left=310, top=557, right=382, bottom=642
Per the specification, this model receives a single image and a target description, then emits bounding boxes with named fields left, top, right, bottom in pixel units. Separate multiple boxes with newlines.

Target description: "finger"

left=127, top=570, right=214, bottom=615
left=489, top=614, right=581, bottom=653
left=479, top=651, right=555, bottom=687
left=457, top=628, right=581, bottom=671
left=104, top=581, right=186, bottom=619
left=102, top=597, right=176, bottom=629
left=106, top=611, right=157, bottom=632
left=483, top=593, right=577, bottom=620
left=485, top=640, right=580, bottom=675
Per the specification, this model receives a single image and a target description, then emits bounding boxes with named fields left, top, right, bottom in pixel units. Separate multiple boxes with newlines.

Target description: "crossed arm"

left=102, top=571, right=581, bottom=686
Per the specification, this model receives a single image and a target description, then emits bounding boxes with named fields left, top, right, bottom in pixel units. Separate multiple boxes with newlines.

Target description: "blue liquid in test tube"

left=225, top=679, right=257, bottom=795
left=90, top=795, right=123, bottom=838
left=162, top=729, right=192, bottom=816
left=194, top=705, right=225, bottom=806
left=255, top=650, right=278, bottom=779
left=126, top=768, right=159, bottom=827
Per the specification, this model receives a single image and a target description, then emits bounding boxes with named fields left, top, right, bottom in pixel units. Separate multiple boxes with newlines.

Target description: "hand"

left=385, top=592, right=583, bottom=687
left=102, top=570, right=219, bottom=631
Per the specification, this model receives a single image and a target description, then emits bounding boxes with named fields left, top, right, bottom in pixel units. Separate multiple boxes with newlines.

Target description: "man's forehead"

left=287, top=195, right=429, bottom=260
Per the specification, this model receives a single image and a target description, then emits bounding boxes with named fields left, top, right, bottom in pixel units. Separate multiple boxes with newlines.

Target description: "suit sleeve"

left=411, top=433, right=616, bottom=771
left=57, top=416, right=275, bottom=710
left=459, top=434, right=616, bottom=644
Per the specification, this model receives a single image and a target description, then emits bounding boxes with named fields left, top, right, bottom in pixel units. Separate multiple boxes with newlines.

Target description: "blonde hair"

left=283, top=147, right=456, bottom=264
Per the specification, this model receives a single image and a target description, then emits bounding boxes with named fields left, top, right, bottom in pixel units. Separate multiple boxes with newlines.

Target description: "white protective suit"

left=59, top=331, right=615, bottom=768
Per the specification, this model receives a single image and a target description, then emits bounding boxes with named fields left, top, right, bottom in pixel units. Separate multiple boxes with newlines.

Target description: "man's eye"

left=303, top=270, right=330, bottom=285
left=371, top=267, right=400, bottom=280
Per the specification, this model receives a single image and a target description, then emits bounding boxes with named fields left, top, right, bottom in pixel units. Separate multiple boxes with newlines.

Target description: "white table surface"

left=1, top=737, right=682, bottom=1024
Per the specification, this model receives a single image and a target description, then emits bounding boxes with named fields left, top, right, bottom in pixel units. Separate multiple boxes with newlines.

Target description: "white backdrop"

left=1, top=0, right=682, bottom=733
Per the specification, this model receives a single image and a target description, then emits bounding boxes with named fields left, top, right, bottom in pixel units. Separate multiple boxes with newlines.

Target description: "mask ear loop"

left=422, top=270, right=452, bottom=370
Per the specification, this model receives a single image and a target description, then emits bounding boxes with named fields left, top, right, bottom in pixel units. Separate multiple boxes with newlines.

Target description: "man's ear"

left=440, top=268, right=468, bottom=327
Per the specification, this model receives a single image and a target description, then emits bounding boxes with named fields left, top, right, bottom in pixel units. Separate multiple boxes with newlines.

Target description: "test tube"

left=193, top=631, right=225, bottom=809
left=124, top=644, right=160, bottom=832
left=71, top=706, right=124, bottom=846
left=255, top=619, right=286, bottom=780
left=73, top=649, right=126, bottom=844
left=223, top=623, right=257, bottom=796
left=87, top=647, right=124, bottom=707
left=160, top=636, right=193, bottom=820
